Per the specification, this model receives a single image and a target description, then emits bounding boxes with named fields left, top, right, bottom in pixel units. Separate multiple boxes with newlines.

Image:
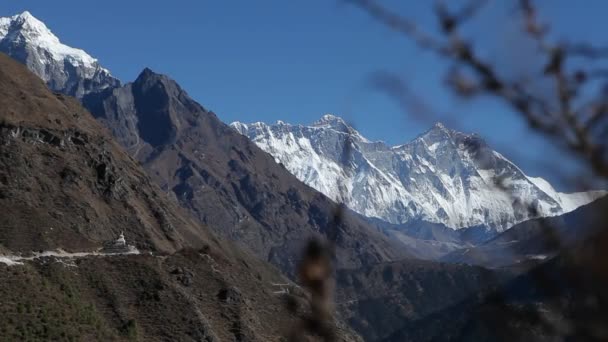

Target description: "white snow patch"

left=428, top=142, right=440, bottom=152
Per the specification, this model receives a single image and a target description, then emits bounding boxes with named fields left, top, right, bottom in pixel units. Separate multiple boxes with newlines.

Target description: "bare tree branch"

left=345, top=0, right=448, bottom=54
left=348, top=0, right=608, bottom=178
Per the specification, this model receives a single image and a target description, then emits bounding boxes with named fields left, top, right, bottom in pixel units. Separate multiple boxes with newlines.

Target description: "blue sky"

left=1, top=1, right=606, bottom=188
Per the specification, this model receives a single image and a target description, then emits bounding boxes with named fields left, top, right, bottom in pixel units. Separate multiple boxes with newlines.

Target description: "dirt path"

left=0, top=248, right=141, bottom=266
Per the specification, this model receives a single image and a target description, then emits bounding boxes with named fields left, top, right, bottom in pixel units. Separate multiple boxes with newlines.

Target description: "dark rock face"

left=131, top=68, right=179, bottom=147
left=83, top=85, right=140, bottom=149
left=83, top=67, right=409, bottom=277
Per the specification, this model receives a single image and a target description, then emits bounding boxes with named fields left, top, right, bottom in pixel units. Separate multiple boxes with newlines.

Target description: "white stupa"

left=101, top=231, right=137, bottom=254
left=116, top=231, right=126, bottom=246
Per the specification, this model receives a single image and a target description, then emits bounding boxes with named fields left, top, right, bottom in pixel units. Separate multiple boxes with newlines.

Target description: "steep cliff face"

left=0, top=11, right=119, bottom=98
left=232, top=116, right=604, bottom=233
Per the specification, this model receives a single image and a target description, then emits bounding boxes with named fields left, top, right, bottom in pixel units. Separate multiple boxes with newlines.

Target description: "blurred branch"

left=345, top=0, right=448, bottom=54
left=347, top=0, right=608, bottom=178
left=370, top=70, right=462, bottom=129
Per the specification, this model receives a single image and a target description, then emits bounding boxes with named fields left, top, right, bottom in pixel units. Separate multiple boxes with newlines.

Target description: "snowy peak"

left=433, top=121, right=446, bottom=129
left=6, top=11, right=55, bottom=39
left=311, top=114, right=363, bottom=141
left=1, top=11, right=96, bottom=68
left=0, top=11, right=119, bottom=98
left=312, top=114, right=350, bottom=130
left=414, top=122, right=455, bottom=147
left=426, top=122, right=451, bottom=135
left=417, top=122, right=479, bottom=149
left=0, top=11, right=43, bottom=34
left=233, top=114, right=606, bottom=232
left=0, top=11, right=46, bottom=36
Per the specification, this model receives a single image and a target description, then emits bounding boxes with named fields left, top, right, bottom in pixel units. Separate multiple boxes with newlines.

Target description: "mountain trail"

left=0, top=247, right=142, bottom=266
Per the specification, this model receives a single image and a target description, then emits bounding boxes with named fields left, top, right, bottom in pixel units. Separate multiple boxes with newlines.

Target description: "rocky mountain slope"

left=0, top=54, right=199, bottom=254
left=385, top=202, right=608, bottom=341
left=232, top=116, right=604, bottom=233
left=82, top=68, right=409, bottom=277
left=78, top=66, right=531, bottom=342
left=335, top=259, right=507, bottom=341
left=0, top=11, right=119, bottom=98
left=0, top=53, right=360, bottom=341
left=366, top=217, right=483, bottom=260
left=443, top=195, right=608, bottom=269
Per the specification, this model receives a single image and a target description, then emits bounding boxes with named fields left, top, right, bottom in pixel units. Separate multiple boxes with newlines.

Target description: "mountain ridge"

left=231, top=116, right=605, bottom=233
left=80, top=67, right=410, bottom=277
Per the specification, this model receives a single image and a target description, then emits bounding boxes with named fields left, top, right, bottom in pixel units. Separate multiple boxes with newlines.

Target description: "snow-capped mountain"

left=231, top=115, right=606, bottom=232
left=0, top=11, right=119, bottom=98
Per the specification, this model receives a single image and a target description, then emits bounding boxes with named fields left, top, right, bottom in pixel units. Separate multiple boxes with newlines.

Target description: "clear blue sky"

left=1, top=1, right=606, bottom=188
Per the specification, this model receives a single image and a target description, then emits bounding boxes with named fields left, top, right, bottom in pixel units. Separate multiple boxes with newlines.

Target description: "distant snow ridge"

left=0, top=11, right=119, bottom=97
left=231, top=115, right=606, bottom=232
